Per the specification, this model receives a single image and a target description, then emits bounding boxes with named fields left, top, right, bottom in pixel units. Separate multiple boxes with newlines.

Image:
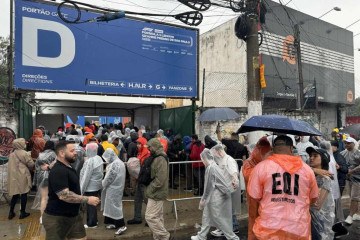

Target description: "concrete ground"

left=1, top=190, right=360, bottom=239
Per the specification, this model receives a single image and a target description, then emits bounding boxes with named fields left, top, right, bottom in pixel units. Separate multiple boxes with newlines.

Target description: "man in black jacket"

left=331, top=140, right=348, bottom=195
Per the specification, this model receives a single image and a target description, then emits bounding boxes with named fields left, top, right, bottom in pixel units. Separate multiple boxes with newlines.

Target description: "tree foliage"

left=346, top=97, right=360, bottom=116
left=0, top=36, right=10, bottom=100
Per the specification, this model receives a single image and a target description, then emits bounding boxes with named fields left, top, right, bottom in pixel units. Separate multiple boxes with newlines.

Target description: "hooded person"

left=122, top=128, right=132, bottom=150
left=242, top=137, right=272, bottom=240
left=80, top=143, right=104, bottom=228
left=191, top=149, right=239, bottom=240
left=27, top=129, right=46, bottom=159
left=127, top=132, right=139, bottom=159
left=144, top=138, right=170, bottom=240
left=210, top=144, right=241, bottom=236
left=319, top=141, right=343, bottom=222
left=8, top=138, right=35, bottom=220
left=101, top=148, right=127, bottom=235
left=83, top=132, right=95, bottom=146
left=248, top=135, right=319, bottom=240
left=296, top=136, right=314, bottom=164
left=32, top=141, right=57, bottom=222
left=167, top=134, right=185, bottom=189
left=126, top=137, right=150, bottom=225
left=66, top=135, right=86, bottom=176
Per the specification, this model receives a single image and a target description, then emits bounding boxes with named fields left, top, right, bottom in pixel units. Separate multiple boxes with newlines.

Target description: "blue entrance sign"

left=14, top=0, right=199, bottom=98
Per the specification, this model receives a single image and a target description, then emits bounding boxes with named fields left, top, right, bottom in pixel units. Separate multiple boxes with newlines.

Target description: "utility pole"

left=246, top=0, right=262, bottom=144
left=294, top=24, right=304, bottom=110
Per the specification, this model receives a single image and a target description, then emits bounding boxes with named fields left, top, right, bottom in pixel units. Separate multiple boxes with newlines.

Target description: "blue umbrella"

left=237, top=114, right=322, bottom=136
left=198, top=107, right=240, bottom=122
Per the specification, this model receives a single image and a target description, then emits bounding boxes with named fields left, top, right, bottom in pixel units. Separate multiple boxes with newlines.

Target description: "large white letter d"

left=22, top=17, right=75, bottom=68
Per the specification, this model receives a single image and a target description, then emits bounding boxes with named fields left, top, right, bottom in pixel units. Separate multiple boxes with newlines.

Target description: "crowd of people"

left=5, top=121, right=360, bottom=240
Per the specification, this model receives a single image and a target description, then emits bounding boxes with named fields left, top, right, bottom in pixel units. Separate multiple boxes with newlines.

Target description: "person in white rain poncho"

left=80, top=143, right=104, bottom=228
left=101, top=148, right=127, bottom=235
left=319, top=141, right=343, bottom=221
left=191, top=149, right=239, bottom=240
left=210, top=144, right=241, bottom=237
left=296, top=136, right=314, bottom=164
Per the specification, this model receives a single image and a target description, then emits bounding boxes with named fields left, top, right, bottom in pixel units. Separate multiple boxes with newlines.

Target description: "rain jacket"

left=183, top=136, right=192, bottom=154
left=80, top=143, right=104, bottom=194
left=190, top=140, right=205, bottom=168
left=242, top=137, right=272, bottom=240
left=102, top=140, right=119, bottom=156
left=34, top=149, right=56, bottom=188
left=127, top=132, right=139, bottom=158
left=7, top=138, right=34, bottom=196
left=137, top=137, right=150, bottom=165
left=101, top=148, right=126, bottom=220
left=145, top=138, right=168, bottom=201
left=27, top=129, right=46, bottom=159
left=310, top=176, right=335, bottom=240
left=248, top=154, right=319, bottom=240
left=196, top=149, right=238, bottom=240
left=340, top=148, right=360, bottom=183
left=211, top=144, right=241, bottom=215
left=168, top=135, right=185, bottom=162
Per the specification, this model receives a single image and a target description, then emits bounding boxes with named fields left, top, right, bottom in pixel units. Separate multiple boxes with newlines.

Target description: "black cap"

left=330, top=140, right=339, bottom=148
left=306, top=146, right=330, bottom=163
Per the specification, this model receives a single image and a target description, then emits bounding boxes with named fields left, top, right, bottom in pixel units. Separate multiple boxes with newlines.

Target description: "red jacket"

left=190, top=141, right=205, bottom=168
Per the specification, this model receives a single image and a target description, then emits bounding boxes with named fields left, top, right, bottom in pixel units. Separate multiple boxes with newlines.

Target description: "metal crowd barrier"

left=167, top=159, right=244, bottom=219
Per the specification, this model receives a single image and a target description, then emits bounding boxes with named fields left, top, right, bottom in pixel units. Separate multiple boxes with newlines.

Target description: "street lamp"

left=318, top=7, right=341, bottom=19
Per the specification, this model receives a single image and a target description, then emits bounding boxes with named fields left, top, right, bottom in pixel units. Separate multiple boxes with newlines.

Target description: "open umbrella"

left=340, top=124, right=360, bottom=139
left=198, top=107, right=240, bottom=122
left=237, top=114, right=322, bottom=136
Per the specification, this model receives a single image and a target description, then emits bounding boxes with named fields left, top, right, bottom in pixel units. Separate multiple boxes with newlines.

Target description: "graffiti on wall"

left=0, top=127, right=16, bottom=157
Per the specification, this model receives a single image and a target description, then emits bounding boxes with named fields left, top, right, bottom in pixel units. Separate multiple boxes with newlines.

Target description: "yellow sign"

left=260, top=64, right=266, bottom=88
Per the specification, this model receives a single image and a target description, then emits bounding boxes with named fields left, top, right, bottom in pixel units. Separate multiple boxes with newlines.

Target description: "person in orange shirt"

left=248, top=135, right=319, bottom=240
left=242, top=137, right=271, bottom=240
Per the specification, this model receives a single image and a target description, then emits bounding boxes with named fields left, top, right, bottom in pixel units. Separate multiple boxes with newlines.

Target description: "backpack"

left=138, top=154, right=168, bottom=186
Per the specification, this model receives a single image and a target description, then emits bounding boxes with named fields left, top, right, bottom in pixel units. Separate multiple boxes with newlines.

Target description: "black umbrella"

left=198, top=107, right=240, bottom=122
left=340, top=124, right=360, bottom=139
left=237, top=114, right=322, bottom=136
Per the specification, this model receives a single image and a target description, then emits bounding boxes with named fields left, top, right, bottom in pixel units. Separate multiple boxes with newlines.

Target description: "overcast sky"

left=1, top=0, right=359, bottom=95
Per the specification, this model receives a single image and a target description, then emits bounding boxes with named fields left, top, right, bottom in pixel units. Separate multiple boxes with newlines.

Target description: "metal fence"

left=122, top=158, right=245, bottom=219
left=203, top=71, right=247, bottom=108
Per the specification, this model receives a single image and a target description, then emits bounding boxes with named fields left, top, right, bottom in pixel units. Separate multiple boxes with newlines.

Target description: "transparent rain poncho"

left=194, top=149, right=238, bottom=240
left=310, top=176, right=335, bottom=240
left=101, top=148, right=126, bottom=219
left=211, top=144, right=241, bottom=215
left=127, top=157, right=140, bottom=179
left=79, top=143, right=104, bottom=194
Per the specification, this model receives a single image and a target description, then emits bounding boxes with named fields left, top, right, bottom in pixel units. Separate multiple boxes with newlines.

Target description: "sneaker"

left=233, top=229, right=240, bottom=234
left=115, top=226, right=127, bottom=235
left=344, top=215, right=353, bottom=225
left=84, top=224, right=98, bottom=229
left=352, top=213, right=360, bottom=221
left=191, top=236, right=200, bottom=240
left=40, top=216, right=42, bottom=224
left=106, top=224, right=116, bottom=229
left=211, top=229, right=224, bottom=237
left=127, top=219, right=142, bottom=225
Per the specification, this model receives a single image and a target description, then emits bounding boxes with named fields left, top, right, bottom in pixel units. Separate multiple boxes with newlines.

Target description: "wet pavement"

left=1, top=193, right=360, bottom=239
